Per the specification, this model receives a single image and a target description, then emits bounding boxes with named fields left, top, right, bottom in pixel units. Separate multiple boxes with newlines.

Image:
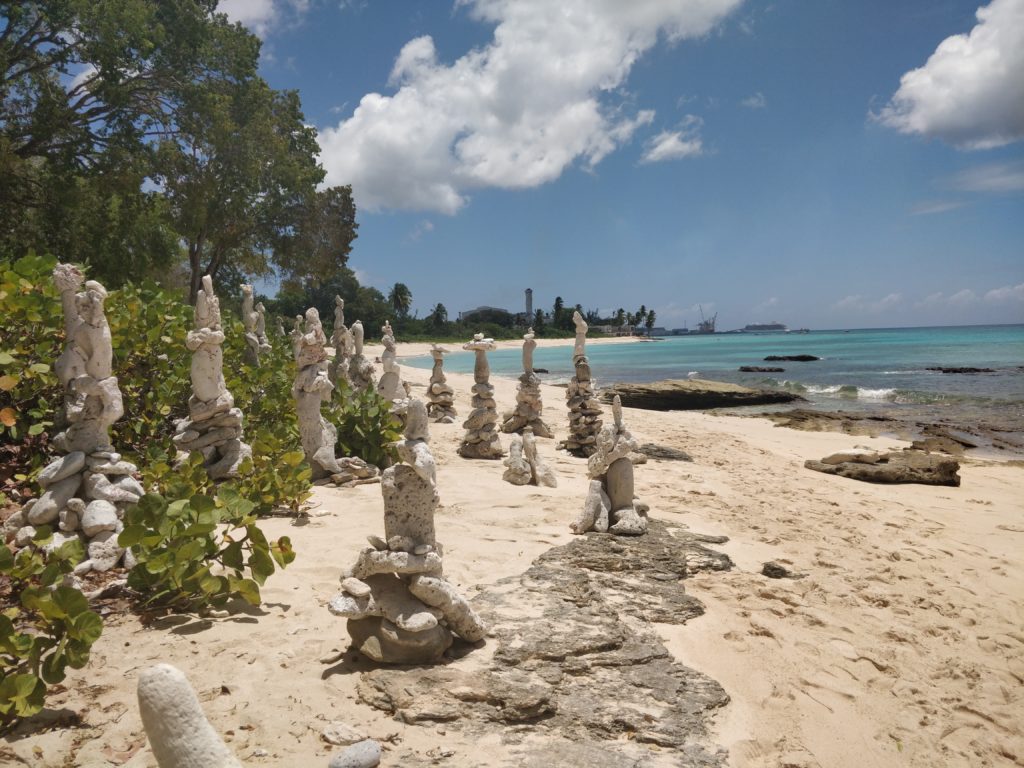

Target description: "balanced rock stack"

left=560, top=310, right=603, bottom=457
left=292, top=309, right=379, bottom=486
left=571, top=395, right=648, bottom=536
left=376, top=320, right=406, bottom=404
left=172, top=276, right=252, bottom=480
left=240, top=284, right=270, bottom=367
left=347, top=320, right=376, bottom=393
left=502, top=426, right=557, bottom=487
left=457, top=334, right=504, bottom=459
left=500, top=327, right=552, bottom=437
left=329, top=400, right=486, bottom=663
left=425, top=345, right=456, bottom=423
left=328, top=295, right=352, bottom=388
left=4, top=265, right=141, bottom=573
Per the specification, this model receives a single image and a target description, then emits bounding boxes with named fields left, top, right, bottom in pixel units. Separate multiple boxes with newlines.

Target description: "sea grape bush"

left=0, top=530, right=103, bottom=728
left=327, top=381, right=402, bottom=469
left=119, top=455, right=296, bottom=612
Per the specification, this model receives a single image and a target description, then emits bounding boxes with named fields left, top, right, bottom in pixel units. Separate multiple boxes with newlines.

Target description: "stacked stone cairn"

left=425, top=345, right=456, bottom=423
left=347, top=320, right=376, bottom=393
left=328, top=295, right=352, bottom=389
left=500, top=327, right=552, bottom=437
left=4, top=264, right=141, bottom=573
left=292, top=308, right=379, bottom=487
left=457, top=334, right=504, bottom=459
left=502, top=426, right=557, bottom=487
left=375, top=320, right=406, bottom=405
left=329, top=399, right=487, bottom=663
left=559, top=310, right=604, bottom=457
left=240, top=284, right=271, bottom=367
left=172, top=276, right=252, bottom=480
left=571, top=395, right=648, bottom=536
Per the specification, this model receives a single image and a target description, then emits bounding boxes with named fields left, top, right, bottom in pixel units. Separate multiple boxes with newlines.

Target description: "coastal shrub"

left=0, top=529, right=103, bottom=728
left=0, top=254, right=62, bottom=474
left=327, top=382, right=402, bottom=469
left=119, top=455, right=296, bottom=612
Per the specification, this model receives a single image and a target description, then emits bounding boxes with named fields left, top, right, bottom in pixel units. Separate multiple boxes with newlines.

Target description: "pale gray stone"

left=81, top=499, right=118, bottom=537
left=605, top=457, right=634, bottom=512
left=382, top=464, right=437, bottom=550
left=2, top=509, right=26, bottom=542
left=321, top=722, right=365, bottom=747
left=328, top=739, right=381, bottom=768
left=341, top=577, right=372, bottom=598
left=14, top=525, right=37, bottom=547
left=329, top=573, right=441, bottom=632
left=408, top=574, right=488, bottom=642
left=347, top=617, right=452, bottom=665
left=37, top=452, right=86, bottom=488
left=59, top=507, right=80, bottom=532
left=27, top=473, right=81, bottom=524
left=86, top=530, right=124, bottom=571
left=351, top=549, right=443, bottom=580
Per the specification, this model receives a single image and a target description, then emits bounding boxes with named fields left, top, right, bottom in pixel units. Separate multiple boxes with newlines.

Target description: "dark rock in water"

left=764, top=354, right=820, bottom=362
left=606, top=379, right=802, bottom=411
left=350, top=520, right=732, bottom=766
left=739, top=366, right=785, bottom=372
left=925, top=366, right=995, bottom=374
left=637, top=443, right=693, bottom=461
left=761, top=561, right=804, bottom=579
left=805, top=451, right=960, bottom=486
left=532, top=367, right=549, bottom=374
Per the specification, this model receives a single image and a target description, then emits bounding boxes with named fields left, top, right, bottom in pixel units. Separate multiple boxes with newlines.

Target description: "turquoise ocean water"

left=405, top=325, right=1024, bottom=435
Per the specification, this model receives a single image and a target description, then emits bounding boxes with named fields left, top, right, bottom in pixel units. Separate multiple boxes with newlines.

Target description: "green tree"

left=533, top=308, right=544, bottom=330
left=615, top=308, right=625, bottom=327
left=271, top=185, right=357, bottom=288
left=155, top=73, right=324, bottom=303
left=388, top=282, right=412, bottom=318
left=0, top=1, right=237, bottom=276
left=428, top=302, right=447, bottom=328
left=645, top=309, right=656, bottom=333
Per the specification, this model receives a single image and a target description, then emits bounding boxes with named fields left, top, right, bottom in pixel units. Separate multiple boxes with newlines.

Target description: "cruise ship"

left=742, top=322, right=788, bottom=332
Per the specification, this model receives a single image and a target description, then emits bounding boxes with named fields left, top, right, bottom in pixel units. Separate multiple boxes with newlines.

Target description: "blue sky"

left=224, top=0, right=1024, bottom=330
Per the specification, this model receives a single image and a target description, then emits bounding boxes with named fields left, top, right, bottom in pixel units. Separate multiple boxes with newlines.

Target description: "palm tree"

left=645, top=309, right=656, bottom=335
left=428, top=302, right=448, bottom=327
left=615, top=308, right=625, bottom=327
left=388, top=282, right=412, bottom=317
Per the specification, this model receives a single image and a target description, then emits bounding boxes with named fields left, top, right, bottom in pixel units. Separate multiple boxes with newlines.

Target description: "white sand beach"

left=5, top=338, right=1022, bottom=767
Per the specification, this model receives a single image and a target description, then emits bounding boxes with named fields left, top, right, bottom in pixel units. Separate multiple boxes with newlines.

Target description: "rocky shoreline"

left=604, top=379, right=803, bottom=411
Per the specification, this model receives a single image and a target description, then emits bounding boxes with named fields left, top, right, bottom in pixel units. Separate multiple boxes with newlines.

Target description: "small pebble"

left=329, top=739, right=381, bottom=768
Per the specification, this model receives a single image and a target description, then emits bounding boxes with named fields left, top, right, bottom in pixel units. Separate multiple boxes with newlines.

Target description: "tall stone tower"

left=525, top=288, right=533, bottom=319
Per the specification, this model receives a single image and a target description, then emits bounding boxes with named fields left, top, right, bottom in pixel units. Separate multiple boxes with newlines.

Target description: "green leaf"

left=52, top=586, right=90, bottom=619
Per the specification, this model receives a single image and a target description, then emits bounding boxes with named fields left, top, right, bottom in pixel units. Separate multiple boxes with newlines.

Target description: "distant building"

left=593, top=324, right=637, bottom=337
left=458, top=305, right=514, bottom=324
left=524, top=288, right=533, bottom=318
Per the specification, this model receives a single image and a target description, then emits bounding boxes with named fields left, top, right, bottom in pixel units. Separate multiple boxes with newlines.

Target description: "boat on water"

left=742, top=321, right=788, bottom=332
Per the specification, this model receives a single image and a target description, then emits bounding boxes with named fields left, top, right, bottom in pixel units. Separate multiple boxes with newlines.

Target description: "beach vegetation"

left=0, top=528, right=102, bottom=729
left=119, top=455, right=296, bottom=613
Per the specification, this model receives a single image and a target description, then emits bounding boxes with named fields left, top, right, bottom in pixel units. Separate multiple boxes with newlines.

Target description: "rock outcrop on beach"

left=925, top=366, right=995, bottom=374
left=805, top=450, right=961, bottom=486
left=349, top=519, right=732, bottom=766
left=605, top=379, right=802, bottom=411
left=764, top=354, right=819, bottom=362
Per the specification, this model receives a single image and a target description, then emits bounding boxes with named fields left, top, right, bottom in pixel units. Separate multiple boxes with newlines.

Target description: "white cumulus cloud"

left=740, top=92, right=767, bottom=109
left=219, top=0, right=310, bottom=37
left=640, top=115, right=705, bottom=163
left=318, top=0, right=742, bottom=213
left=984, top=282, right=1024, bottom=301
left=876, top=0, right=1024, bottom=149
